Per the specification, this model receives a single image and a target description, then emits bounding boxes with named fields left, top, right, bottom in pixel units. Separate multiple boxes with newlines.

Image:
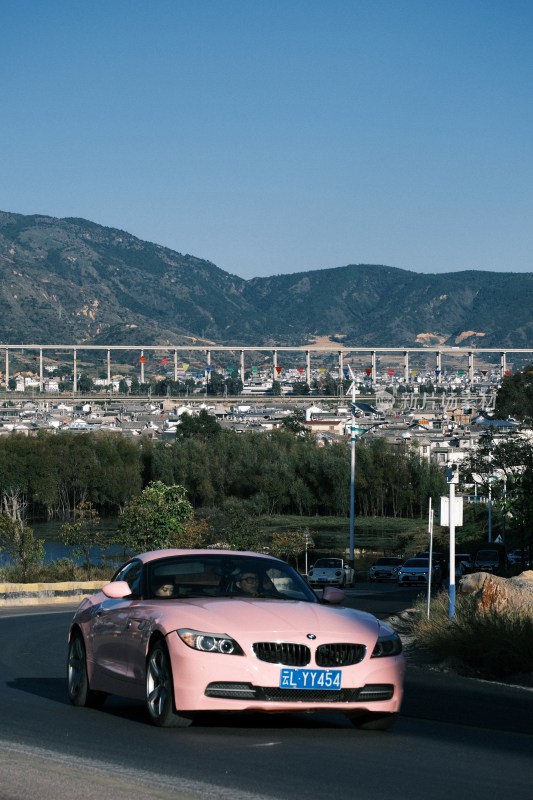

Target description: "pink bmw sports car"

left=67, top=549, right=405, bottom=729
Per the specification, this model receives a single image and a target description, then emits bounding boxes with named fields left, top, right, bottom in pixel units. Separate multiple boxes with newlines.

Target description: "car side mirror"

left=102, top=580, right=132, bottom=599
left=322, top=586, right=345, bottom=604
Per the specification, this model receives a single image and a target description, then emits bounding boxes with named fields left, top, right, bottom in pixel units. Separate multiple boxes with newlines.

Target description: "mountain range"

left=1, top=210, right=532, bottom=349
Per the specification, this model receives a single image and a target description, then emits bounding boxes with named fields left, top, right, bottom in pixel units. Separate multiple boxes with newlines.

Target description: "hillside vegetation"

left=2, top=210, right=533, bottom=348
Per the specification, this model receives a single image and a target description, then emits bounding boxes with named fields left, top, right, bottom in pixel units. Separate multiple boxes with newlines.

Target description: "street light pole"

left=488, top=479, right=492, bottom=543
left=349, top=394, right=357, bottom=569
left=347, top=367, right=384, bottom=569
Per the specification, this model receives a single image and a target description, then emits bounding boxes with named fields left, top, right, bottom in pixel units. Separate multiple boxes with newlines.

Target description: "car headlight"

left=371, top=630, right=403, bottom=658
left=178, top=628, right=244, bottom=655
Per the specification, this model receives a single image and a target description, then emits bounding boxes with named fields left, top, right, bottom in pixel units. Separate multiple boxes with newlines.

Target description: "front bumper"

left=167, top=636, right=405, bottom=715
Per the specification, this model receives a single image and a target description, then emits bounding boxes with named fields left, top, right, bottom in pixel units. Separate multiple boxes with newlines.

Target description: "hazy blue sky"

left=2, top=1, right=532, bottom=279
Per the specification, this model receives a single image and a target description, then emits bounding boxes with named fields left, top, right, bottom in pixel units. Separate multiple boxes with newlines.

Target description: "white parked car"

left=369, top=557, right=403, bottom=583
left=397, top=558, right=442, bottom=587
left=307, top=558, right=355, bottom=588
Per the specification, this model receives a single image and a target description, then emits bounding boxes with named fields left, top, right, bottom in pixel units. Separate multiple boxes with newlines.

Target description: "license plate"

left=280, top=668, right=342, bottom=690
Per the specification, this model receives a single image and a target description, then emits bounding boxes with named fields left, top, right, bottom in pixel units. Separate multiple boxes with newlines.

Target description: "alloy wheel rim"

left=147, top=649, right=169, bottom=717
left=68, top=637, right=83, bottom=696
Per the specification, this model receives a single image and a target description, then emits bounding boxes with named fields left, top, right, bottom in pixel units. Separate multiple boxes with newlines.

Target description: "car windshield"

left=374, top=558, right=401, bottom=566
left=313, top=559, right=342, bottom=568
left=402, top=559, right=429, bottom=568
left=475, top=550, right=499, bottom=560
left=146, top=554, right=317, bottom=602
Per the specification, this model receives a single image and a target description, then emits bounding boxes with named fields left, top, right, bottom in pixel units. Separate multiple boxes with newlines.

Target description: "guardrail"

left=0, top=581, right=106, bottom=606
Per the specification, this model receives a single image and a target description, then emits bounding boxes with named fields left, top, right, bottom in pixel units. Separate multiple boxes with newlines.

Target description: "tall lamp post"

left=347, top=367, right=385, bottom=569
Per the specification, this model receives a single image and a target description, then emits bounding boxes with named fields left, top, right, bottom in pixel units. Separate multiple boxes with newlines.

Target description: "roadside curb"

left=0, top=581, right=106, bottom=606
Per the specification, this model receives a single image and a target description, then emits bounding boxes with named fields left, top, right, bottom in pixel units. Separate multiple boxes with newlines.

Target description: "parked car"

left=416, top=551, right=448, bottom=578
left=369, top=557, right=404, bottom=582
left=67, top=549, right=405, bottom=730
left=507, top=548, right=531, bottom=567
left=307, top=557, right=355, bottom=588
left=472, top=544, right=508, bottom=575
left=455, top=553, right=473, bottom=579
left=398, top=558, right=442, bottom=587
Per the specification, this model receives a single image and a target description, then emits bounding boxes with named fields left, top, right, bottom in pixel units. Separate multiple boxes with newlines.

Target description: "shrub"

left=411, top=591, right=533, bottom=678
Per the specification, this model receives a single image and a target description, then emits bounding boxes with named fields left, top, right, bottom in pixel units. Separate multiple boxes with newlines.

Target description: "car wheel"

left=67, top=632, right=107, bottom=709
left=146, top=640, right=194, bottom=728
left=347, top=712, right=398, bottom=731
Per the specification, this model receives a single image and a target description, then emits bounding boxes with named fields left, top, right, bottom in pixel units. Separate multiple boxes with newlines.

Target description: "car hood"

left=152, top=598, right=382, bottom=641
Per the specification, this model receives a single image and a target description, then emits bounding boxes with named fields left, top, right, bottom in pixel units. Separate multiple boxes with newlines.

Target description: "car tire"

left=347, top=712, right=398, bottom=731
left=67, top=632, right=107, bottom=709
left=146, top=640, right=194, bottom=728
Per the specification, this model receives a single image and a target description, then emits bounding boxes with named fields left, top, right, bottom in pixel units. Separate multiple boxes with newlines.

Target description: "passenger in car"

left=154, top=580, right=175, bottom=598
left=235, top=572, right=260, bottom=595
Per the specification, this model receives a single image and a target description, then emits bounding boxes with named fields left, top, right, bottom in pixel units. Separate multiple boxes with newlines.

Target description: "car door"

left=91, top=560, right=145, bottom=685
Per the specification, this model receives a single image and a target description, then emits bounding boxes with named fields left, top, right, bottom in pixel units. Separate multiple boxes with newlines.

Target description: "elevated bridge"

left=2, top=343, right=532, bottom=395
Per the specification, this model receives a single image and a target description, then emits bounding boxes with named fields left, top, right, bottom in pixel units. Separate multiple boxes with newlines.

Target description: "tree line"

left=0, top=424, right=446, bottom=523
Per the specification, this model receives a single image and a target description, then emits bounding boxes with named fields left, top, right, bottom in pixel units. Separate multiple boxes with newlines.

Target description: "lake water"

left=0, top=517, right=127, bottom=567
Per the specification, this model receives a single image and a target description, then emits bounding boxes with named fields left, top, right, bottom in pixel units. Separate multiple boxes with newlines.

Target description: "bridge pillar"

left=500, top=352, right=507, bottom=378
left=468, top=351, right=474, bottom=384
left=435, top=351, right=442, bottom=383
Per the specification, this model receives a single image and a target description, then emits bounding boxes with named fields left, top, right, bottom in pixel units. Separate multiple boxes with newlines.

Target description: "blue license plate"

left=280, top=668, right=342, bottom=690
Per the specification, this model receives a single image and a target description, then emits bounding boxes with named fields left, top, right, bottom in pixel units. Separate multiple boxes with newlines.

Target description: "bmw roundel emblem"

left=307, top=633, right=317, bottom=640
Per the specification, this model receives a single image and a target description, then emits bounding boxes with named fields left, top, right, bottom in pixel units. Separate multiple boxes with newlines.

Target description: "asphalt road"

left=0, top=585, right=532, bottom=800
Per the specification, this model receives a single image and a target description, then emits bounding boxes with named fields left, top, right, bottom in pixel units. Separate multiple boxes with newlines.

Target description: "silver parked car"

left=398, top=558, right=442, bottom=587
left=369, top=557, right=403, bottom=583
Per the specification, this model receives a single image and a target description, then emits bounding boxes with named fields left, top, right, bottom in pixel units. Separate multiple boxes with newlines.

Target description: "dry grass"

left=411, top=590, right=533, bottom=678
left=0, top=559, right=114, bottom=584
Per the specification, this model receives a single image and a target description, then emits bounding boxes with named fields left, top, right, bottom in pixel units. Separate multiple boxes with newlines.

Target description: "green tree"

left=206, top=369, right=225, bottom=396
left=225, top=375, right=243, bottom=395
left=60, top=501, right=105, bottom=578
left=280, top=409, right=308, bottom=434
left=218, top=499, right=264, bottom=551
left=118, top=481, right=193, bottom=552
left=494, top=366, right=533, bottom=423
left=291, top=381, right=310, bottom=396
left=77, top=373, right=94, bottom=393
left=176, top=409, right=220, bottom=441
left=269, top=529, right=307, bottom=568
left=0, top=515, right=44, bottom=582
left=462, top=432, right=533, bottom=549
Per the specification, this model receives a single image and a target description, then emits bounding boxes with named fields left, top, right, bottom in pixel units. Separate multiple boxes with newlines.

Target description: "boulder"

left=458, top=570, right=533, bottom=613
